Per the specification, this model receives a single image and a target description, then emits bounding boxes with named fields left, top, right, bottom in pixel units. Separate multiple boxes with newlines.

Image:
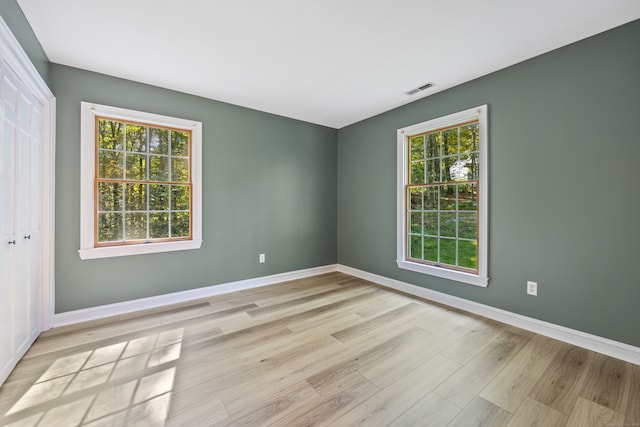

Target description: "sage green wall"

left=0, top=0, right=49, bottom=83
left=51, top=64, right=337, bottom=313
left=337, top=20, right=640, bottom=347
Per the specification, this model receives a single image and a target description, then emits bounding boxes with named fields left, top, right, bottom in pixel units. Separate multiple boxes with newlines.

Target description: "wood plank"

left=389, top=392, right=460, bottom=427
left=165, top=398, right=228, bottom=427
left=360, top=328, right=443, bottom=389
left=578, top=352, right=629, bottom=413
left=349, top=290, right=416, bottom=318
left=529, top=344, right=593, bottom=415
left=565, top=396, right=624, bottom=427
left=506, top=397, right=568, bottom=427
left=211, top=380, right=319, bottom=426
left=333, top=354, right=459, bottom=426
left=265, top=374, right=380, bottom=427
left=331, top=302, right=424, bottom=342
left=449, top=396, right=512, bottom=427
left=480, top=334, right=563, bottom=413
left=286, top=292, right=402, bottom=335
left=219, top=335, right=379, bottom=415
left=306, top=327, right=431, bottom=395
left=234, top=314, right=362, bottom=362
left=434, top=329, right=531, bottom=408
left=165, top=382, right=229, bottom=425
left=625, top=363, right=640, bottom=424
left=439, top=318, right=508, bottom=364
left=245, top=281, right=360, bottom=317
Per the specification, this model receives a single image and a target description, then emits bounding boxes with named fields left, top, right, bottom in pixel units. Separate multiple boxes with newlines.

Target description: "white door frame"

left=0, top=16, right=55, bottom=331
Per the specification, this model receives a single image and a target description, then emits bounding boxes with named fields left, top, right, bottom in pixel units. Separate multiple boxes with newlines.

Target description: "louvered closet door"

left=0, top=60, right=42, bottom=379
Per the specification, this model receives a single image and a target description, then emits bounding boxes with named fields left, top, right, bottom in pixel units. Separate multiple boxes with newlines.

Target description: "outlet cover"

left=527, top=281, right=537, bottom=296
left=259, top=253, right=265, bottom=263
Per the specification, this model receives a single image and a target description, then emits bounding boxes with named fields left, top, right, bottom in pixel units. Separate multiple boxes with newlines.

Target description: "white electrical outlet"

left=259, top=253, right=265, bottom=263
left=527, top=281, right=538, bottom=296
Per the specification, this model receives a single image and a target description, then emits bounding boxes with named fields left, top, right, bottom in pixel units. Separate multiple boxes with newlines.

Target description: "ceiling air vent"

left=406, top=82, right=434, bottom=96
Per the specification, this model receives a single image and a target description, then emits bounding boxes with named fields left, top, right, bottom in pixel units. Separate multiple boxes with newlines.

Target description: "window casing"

left=396, top=105, right=488, bottom=286
left=79, top=103, right=202, bottom=259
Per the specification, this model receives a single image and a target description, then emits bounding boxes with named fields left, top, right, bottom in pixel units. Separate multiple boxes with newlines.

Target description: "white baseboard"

left=52, top=264, right=338, bottom=328
left=337, top=264, right=640, bottom=365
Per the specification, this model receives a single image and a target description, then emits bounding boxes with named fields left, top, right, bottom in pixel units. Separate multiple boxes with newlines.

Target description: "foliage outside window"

left=80, top=103, right=202, bottom=260
left=397, top=105, right=488, bottom=287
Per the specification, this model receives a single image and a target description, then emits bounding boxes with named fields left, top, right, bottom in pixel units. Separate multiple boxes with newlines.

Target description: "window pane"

left=149, top=213, right=169, bottom=239
left=171, top=158, right=189, bottom=182
left=98, top=213, right=123, bottom=242
left=440, top=238, right=456, bottom=265
left=458, top=183, right=477, bottom=211
left=410, top=187, right=423, bottom=210
left=149, top=184, right=169, bottom=211
left=440, top=212, right=456, bottom=237
left=171, top=185, right=190, bottom=211
left=426, top=159, right=440, bottom=183
left=410, top=136, right=424, bottom=161
left=440, top=185, right=456, bottom=210
left=424, top=212, right=437, bottom=236
left=410, top=161, right=424, bottom=184
left=424, top=236, right=438, bottom=262
left=126, top=124, right=147, bottom=152
left=442, top=128, right=459, bottom=156
left=458, top=240, right=478, bottom=269
left=149, top=128, right=168, bottom=154
left=98, top=182, right=122, bottom=212
left=98, top=120, right=123, bottom=150
left=459, top=123, right=478, bottom=154
left=410, top=212, right=422, bottom=234
left=424, top=186, right=439, bottom=210
left=441, top=156, right=456, bottom=182
left=125, top=184, right=147, bottom=211
left=171, top=212, right=190, bottom=237
left=426, top=133, right=440, bottom=159
left=450, top=157, right=472, bottom=181
left=125, top=213, right=147, bottom=240
left=126, top=153, right=147, bottom=180
left=98, top=150, right=123, bottom=179
left=410, top=235, right=422, bottom=259
left=171, top=131, right=189, bottom=157
left=458, top=240, right=478, bottom=270
left=149, top=155, right=169, bottom=181
left=468, top=151, right=479, bottom=180
left=458, top=213, right=477, bottom=240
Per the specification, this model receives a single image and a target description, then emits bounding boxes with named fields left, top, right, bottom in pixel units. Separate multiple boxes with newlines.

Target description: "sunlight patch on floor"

left=5, top=328, right=183, bottom=426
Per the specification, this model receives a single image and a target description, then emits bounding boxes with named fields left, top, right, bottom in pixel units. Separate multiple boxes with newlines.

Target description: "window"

left=396, top=105, right=488, bottom=286
left=79, top=102, right=202, bottom=259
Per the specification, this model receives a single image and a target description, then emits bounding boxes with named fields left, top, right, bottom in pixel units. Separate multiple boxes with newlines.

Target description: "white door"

left=28, top=99, right=42, bottom=342
left=0, top=59, right=43, bottom=382
left=0, top=61, right=18, bottom=379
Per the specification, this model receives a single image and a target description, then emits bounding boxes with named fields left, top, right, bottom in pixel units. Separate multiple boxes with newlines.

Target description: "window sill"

left=396, top=259, right=488, bottom=287
left=79, top=240, right=202, bottom=260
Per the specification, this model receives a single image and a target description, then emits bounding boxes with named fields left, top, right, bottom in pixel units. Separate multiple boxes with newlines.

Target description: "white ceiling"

left=17, top=0, right=640, bottom=128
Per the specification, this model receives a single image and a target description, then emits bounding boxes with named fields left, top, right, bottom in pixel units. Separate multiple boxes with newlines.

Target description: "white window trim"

left=396, top=105, right=489, bottom=287
left=79, top=102, right=202, bottom=260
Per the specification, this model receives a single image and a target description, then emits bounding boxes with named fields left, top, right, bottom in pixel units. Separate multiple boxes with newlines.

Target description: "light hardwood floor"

left=0, top=272, right=638, bottom=426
